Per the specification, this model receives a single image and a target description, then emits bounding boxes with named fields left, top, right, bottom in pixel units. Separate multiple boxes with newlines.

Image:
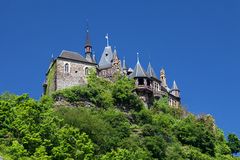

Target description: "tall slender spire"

left=85, top=20, right=91, bottom=48
left=113, top=46, right=117, bottom=56
left=160, top=68, right=167, bottom=88
left=112, top=47, right=119, bottom=62
left=172, top=80, right=179, bottom=90
left=84, top=22, right=93, bottom=62
left=147, top=62, right=157, bottom=78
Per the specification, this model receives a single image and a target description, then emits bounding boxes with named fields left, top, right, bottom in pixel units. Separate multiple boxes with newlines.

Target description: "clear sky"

left=0, top=0, right=239, bottom=137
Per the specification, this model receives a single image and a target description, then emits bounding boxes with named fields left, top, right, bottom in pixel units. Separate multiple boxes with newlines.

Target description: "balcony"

left=136, top=84, right=152, bottom=92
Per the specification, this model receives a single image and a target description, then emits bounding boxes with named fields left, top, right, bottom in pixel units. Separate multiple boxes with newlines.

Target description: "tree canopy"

left=0, top=73, right=239, bottom=159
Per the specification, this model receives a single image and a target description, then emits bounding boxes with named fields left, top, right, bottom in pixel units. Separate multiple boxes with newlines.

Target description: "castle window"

left=85, top=67, right=89, bottom=75
left=64, top=63, right=69, bottom=73
left=138, top=78, right=144, bottom=85
left=147, top=79, right=151, bottom=86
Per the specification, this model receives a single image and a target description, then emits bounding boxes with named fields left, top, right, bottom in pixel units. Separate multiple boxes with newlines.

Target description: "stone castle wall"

left=56, top=59, right=96, bottom=90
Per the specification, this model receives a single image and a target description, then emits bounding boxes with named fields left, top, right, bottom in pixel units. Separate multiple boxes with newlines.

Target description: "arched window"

left=64, top=63, right=69, bottom=73
left=85, top=67, right=89, bottom=75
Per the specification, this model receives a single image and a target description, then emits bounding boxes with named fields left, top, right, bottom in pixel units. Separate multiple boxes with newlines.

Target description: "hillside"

left=0, top=72, right=239, bottom=160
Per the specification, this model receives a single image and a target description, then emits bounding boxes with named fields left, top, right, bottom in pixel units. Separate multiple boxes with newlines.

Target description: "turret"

left=170, top=80, right=180, bottom=97
left=160, top=68, right=167, bottom=88
left=85, top=26, right=93, bottom=63
left=112, top=47, right=121, bottom=70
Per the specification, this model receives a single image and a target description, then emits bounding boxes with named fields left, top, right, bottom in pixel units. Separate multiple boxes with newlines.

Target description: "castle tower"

left=170, top=80, right=180, bottom=97
left=147, top=62, right=161, bottom=98
left=112, top=47, right=121, bottom=71
left=160, top=68, right=167, bottom=88
left=129, top=53, right=153, bottom=106
left=85, top=27, right=94, bottom=63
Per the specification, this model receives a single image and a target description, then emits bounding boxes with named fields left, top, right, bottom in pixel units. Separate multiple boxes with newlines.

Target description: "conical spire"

left=113, top=47, right=118, bottom=59
left=130, top=53, right=148, bottom=78
left=171, top=80, right=180, bottom=97
left=172, top=80, right=179, bottom=90
left=160, top=68, right=167, bottom=88
left=160, top=68, right=165, bottom=75
left=147, top=62, right=157, bottom=78
left=122, top=57, right=127, bottom=70
left=85, top=21, right=91, bottom=47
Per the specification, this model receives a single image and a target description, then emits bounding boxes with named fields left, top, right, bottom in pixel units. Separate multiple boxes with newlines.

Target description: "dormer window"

left=64, top=63, right=69, bottom=73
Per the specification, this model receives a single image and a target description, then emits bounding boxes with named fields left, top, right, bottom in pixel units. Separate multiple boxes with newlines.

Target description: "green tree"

left=175, top=115, right=216, bottom=156
left=51, top=125, right=94, bottom=160
left=100, top=148, right=149, bottom=160
left=54, top=106, right=117, bottom=154
left=112, top=75, right=143, bottom=111
left=143, top=136, right=167, bottom=159
left=227, top=133, right=240, bottom=155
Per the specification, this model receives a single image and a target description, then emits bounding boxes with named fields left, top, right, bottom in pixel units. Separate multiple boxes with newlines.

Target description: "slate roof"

left=147, top=62, right=157, bottom=79
left=171, top=80, right=179, bottom=90
left=98, top=46, right=113, bottom=69
left=58, top=50, right=95, bottom=64
left=129, top=60, right=148, bottom=78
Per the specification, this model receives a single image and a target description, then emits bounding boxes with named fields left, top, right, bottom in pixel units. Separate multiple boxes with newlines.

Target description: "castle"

left=43, top=29, right=181, bottom=107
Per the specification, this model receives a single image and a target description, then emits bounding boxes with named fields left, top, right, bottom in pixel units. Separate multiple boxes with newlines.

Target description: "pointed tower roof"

left=171, top=80, right=179, bottom=90
left=147, top=62, right=157, bottom=78
left=98, top=46, right=113, bottom=69
left=129, top=53, right=148, bottom=78
left=160, top=68, right=165, bottom=75
left=85, top=21, right=91, bottom=47
left=85, top=30, right=91, bottom=47
left=113, top=47, right=118, bottom=59
left=122, top=57, right=127, bottom=70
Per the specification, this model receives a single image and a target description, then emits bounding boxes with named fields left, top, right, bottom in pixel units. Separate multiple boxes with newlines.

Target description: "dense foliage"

left=0, top=72, right=239, bottom=159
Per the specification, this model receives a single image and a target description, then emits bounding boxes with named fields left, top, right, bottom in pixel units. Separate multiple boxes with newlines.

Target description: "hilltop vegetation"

left=0, top=72, right=239, bottom=159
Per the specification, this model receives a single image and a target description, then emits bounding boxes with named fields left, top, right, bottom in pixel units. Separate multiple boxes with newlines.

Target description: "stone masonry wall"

left=56, top=59, right=96, bottom=90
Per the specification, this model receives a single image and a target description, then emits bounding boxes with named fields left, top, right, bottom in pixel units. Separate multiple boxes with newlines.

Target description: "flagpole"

left=105, top=33, right=109, bottom=47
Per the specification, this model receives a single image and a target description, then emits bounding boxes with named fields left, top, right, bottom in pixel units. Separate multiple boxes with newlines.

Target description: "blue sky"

left=0, top=0, right=239, bottom=137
